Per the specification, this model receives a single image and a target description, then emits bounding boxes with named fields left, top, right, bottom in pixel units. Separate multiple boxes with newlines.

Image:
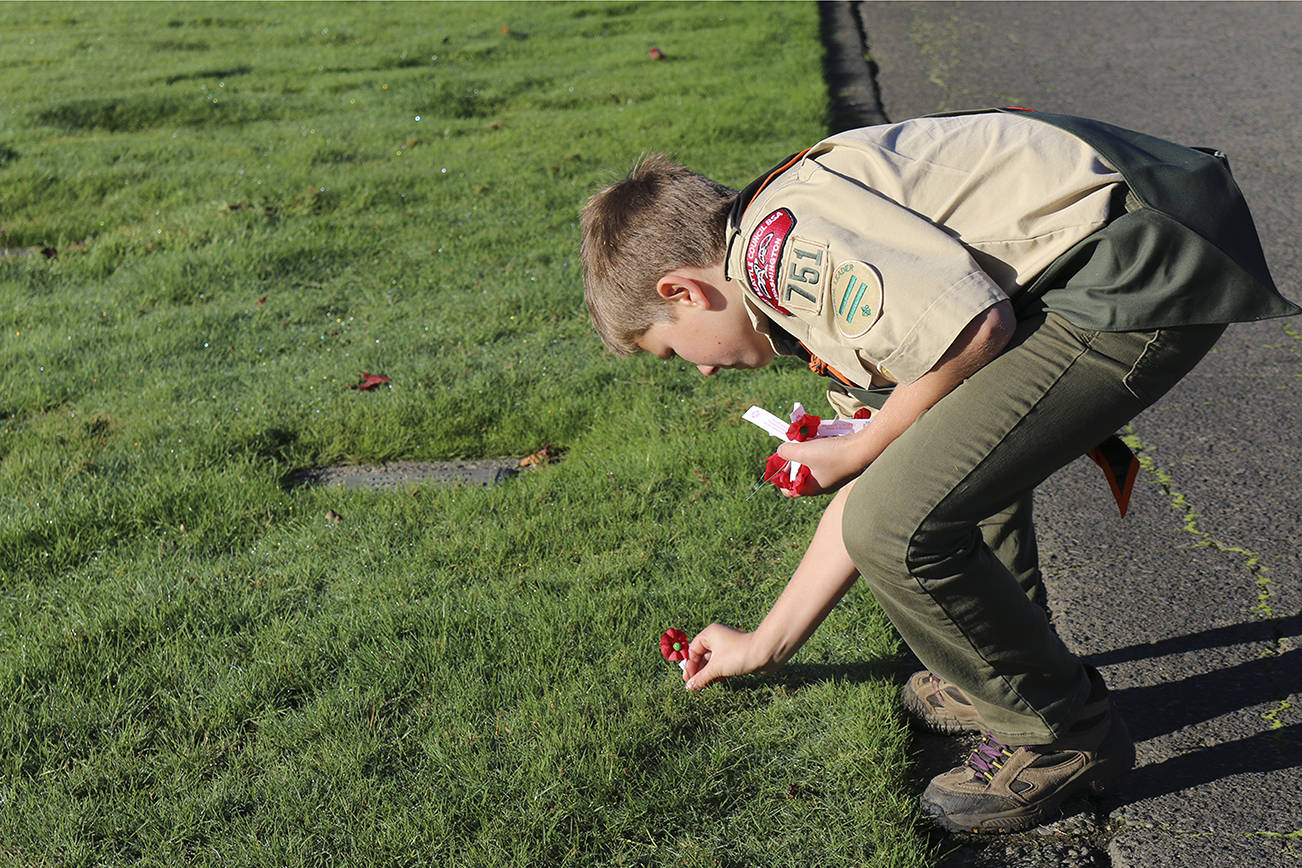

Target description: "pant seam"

left=1122, top=329, right=1163, bottom=399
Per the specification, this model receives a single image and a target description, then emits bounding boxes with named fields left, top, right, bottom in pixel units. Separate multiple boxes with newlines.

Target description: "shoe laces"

left=965, top=733, right=1019, bottom=782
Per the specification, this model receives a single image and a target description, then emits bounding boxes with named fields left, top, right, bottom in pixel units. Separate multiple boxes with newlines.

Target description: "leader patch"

left=830, top=260, right=883, bottom=338
left=745, top=208, right=795, bottom=315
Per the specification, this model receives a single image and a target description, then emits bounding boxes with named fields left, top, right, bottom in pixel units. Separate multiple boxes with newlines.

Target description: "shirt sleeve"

left=743, top=163, right=1009, bottom=384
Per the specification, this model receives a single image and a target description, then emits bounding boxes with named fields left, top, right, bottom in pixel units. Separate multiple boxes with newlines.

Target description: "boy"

left=580, top=108, right=1298, bottom=833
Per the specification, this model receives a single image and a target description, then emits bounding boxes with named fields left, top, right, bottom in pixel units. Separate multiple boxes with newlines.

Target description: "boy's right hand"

left=683, top=624, right=767, bottom=691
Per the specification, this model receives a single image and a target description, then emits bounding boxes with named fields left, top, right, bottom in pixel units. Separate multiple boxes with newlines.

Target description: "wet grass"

left=1, top=3, right=936, bottom=865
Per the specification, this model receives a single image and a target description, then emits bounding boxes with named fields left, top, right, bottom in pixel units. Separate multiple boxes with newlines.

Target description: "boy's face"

left=635, top=270, right=775, bottom=376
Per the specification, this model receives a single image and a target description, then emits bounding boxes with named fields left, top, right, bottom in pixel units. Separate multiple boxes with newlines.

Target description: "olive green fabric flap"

left=1025, top=206, right=1300, bottom=329
left=931, top=108, right=1302, bottom=330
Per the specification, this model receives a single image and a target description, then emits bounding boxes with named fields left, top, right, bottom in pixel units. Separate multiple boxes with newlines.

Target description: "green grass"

left=1, top=3, right=938, bottom=865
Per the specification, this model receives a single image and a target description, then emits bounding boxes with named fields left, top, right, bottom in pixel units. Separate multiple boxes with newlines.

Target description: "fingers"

left=685, top=663, right=718, bottom=691
left=682, top=625, right=747, bottom=691
left=776, top=440, right=803, bottom=461
left=684, top=630, right=719, bottom=690
left=685, top=633, right=710, bottom=679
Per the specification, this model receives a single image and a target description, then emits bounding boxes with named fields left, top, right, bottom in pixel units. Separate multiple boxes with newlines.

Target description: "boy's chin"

left=727, top=360, right=770, bottom=373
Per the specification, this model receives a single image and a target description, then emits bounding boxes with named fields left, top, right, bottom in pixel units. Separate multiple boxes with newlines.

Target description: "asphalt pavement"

left=822, top=3, right=1301, bottom=865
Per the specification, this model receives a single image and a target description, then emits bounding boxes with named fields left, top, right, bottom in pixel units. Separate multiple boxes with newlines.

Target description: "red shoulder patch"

left=745, top=208, right=795, bottom=315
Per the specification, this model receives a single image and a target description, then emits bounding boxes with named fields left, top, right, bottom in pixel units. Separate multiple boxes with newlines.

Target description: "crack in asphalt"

left=1121, top=425, right=1297, bottom=741
left=1248, top=828, right=1302, bottom=857
left=1121, top=426, right=1278, bottom=627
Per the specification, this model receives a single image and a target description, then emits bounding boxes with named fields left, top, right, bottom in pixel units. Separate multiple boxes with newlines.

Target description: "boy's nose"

left=696, top=364, right=719, bottom=376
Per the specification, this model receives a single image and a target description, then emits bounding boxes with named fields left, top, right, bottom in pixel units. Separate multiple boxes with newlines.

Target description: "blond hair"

left=580, top=154, right=736, bottom=355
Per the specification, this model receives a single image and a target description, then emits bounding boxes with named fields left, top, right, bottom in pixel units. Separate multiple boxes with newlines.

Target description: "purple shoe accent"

left=965, top=733, right=1020, bottom=782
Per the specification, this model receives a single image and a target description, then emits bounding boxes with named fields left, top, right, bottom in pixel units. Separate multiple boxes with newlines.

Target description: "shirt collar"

left=723, top=147, right=810, bottom=281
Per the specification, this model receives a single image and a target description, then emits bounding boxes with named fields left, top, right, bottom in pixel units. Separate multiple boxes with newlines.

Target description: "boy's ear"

left=655, top=271, right=712, bottom=309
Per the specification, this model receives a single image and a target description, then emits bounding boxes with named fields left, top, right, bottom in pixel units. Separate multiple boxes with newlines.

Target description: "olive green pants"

left=841, top=311, right=1224, bottom=744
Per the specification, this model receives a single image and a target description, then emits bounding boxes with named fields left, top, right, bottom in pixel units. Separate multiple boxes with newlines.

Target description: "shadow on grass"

left=733, top=656, right=913, bottom=693
left=760, top=658, right=911, bottom=692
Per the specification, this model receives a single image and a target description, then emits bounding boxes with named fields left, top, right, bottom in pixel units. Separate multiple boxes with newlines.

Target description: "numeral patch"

left=781, top=237, right=827, bottom=314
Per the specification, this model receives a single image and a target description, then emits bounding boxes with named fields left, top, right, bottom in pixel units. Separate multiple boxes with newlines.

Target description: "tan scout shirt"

left=727, top=112, right=1124, bottom=386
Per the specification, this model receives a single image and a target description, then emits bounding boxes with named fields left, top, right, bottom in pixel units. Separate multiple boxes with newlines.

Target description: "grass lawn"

left=1, top=3, right=939, bottom=864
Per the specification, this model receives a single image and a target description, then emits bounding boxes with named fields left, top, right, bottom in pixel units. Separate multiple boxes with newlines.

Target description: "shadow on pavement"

left=1114, top=722, right=1302, bottom=806
left=1109, top=648, right=1300, bottom=742
left=1084, top=613, right=1301, bottom=667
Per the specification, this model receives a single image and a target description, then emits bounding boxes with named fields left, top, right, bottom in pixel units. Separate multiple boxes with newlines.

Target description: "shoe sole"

left=919, top=717, right=1136, bottom=834
left=899, top=681, right=985, bottom=735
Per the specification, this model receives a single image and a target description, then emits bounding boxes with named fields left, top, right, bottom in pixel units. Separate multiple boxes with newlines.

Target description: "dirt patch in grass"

left=287, top=459, right=525, bottom=490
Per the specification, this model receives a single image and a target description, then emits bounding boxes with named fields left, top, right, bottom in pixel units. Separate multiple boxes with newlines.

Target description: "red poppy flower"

left=660, top=628, right=689, bottom=662
left=789, top=463, right=817, bottom=496
left=764, top=451, right=789, bottom=484
left=763, top=452, right=818, bottom=497
left=786, top=413, right=820, bottom=441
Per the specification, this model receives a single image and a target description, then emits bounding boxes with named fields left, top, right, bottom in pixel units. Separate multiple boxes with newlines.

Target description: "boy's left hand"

left=771, top=300, right=1020, bottom=498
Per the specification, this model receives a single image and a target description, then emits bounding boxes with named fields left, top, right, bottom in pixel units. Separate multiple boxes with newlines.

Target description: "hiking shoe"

left=918, top=699, right=1134, bottom=834
left=901, top=670, right=985, bottom=734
